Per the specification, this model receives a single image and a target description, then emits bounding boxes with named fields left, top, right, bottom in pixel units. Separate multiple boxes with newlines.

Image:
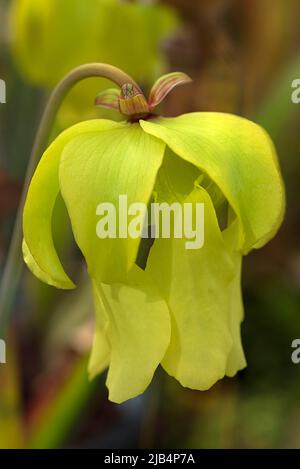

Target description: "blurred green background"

left=1, top=0, right=300, bottom=449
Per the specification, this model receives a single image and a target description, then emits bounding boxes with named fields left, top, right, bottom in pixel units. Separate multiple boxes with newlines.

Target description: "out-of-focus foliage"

left=11, top=0, right=177, bottom=86
left=10, top=0, right=178, bottom=127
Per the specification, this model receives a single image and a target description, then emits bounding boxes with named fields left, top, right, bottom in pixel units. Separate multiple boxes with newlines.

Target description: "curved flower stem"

left=0, top=63, right=140, bottom=335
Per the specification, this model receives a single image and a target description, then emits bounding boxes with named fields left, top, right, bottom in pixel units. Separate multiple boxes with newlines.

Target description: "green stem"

left=28, top=356, right=101, bottom=449
left=0, top=63, right=140, bottom=335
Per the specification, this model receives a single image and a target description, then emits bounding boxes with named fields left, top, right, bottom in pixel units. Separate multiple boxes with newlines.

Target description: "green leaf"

left=59, top=123, right=165, bottom=283
left=23, top=119, right=120, bottom=289
left=92, top=265, right=170, bottom=403
left=141, top=113, right=285, bottom=253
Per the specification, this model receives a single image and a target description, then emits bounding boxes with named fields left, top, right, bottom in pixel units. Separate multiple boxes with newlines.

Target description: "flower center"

left=95, top=71, right=192, bottom=120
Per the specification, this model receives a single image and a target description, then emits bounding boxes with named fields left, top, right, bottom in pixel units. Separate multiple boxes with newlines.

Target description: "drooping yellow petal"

left=92, top=265, right=171, bottom=403
left=141, top=113, right=285, bottom=253
left=88, top=281, right=110, bottom=380
left=147, top=185, right=237, bottom=389
left=11, top=0, right=178, bottom=86
left=23, top=119, right=120, bottom=289
left=94, top=88, right=120, bottom=111
left=225, top=253, right=246, bottom=376
left=22, top=238, right=62, bottom=288
left=59, top=123, right=165, bottom=283
left=144, top=151, right=246, bottom=389
left=223, top=219, right=246, bottom=376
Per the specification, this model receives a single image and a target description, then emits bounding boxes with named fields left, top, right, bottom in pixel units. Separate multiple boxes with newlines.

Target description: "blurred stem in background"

left=28, top=356, right=99, bottom=449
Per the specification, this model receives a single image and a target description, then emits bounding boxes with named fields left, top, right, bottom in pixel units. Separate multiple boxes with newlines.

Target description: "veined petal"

left=92, top=265, right=171, bottom=403
left=94, top=88, right=120, bottom=111
left=59, top=123, right=165, bottom=283
left=23, top=119, right=121, bottom=289
left=147, top=185, right=236, bottom=389
left=148, top=72, right=192, bottom=110
left=141, top=113, right=285, bottom=253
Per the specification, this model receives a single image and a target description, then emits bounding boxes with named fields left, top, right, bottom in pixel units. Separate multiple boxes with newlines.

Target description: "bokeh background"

left=0, top=0, right=300, bottom=449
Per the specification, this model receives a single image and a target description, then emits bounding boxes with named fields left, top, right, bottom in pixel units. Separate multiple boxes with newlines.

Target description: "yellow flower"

left=23, top=69, right=285, bottom=403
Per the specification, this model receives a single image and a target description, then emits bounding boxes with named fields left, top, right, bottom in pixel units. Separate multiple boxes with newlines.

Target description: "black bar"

left=0, top=449, right=299, bottom=465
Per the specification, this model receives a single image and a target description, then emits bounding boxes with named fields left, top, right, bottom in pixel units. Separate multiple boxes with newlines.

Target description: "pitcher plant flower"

left=22, top=64, right=285, bottom=403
